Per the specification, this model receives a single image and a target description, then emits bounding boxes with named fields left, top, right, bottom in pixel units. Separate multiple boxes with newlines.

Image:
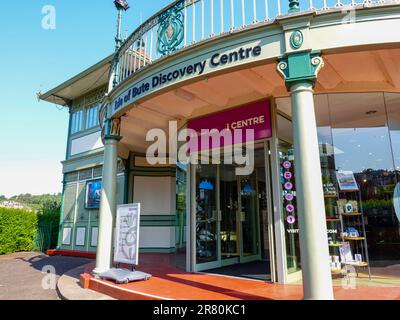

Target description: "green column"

left=93, top=117, right=122, bottom=276
left=277, top=51, right=334, bottom=300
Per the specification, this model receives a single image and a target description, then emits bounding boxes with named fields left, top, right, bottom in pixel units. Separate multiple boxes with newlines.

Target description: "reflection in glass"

left=220, top=165, right=239, bottom=259
left=322, top=93, right=400, bottom=263
left=240, top=172, right=259, bottom=257
left=196, top=165, right=218, bottom=264
left=279, top=138, right=301, bottom=274
left=175, top=163, right=187, bottom=270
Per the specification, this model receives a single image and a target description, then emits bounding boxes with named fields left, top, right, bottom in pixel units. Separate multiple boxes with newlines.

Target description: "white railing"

left=113, top=0, right=399, bottom=86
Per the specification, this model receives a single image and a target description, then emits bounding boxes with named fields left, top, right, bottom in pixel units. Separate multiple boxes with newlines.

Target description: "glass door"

left=220, top=164, right=240, bottom=266
left=194, top=146, right=268, bottom=273
left=239, top=170, right=261, bottom=263
left=195, top=164, right=220, bottom=270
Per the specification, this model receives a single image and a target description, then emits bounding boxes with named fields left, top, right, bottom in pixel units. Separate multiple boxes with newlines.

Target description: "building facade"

left=41, top=0, right=400, bottom=297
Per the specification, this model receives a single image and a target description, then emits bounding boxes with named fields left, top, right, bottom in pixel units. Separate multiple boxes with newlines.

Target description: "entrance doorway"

left=194, top=144, right=273, bottom=281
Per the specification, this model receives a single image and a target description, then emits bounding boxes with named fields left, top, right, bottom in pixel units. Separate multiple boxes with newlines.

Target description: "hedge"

left=35, top=208, right=61, bottom=250
left=0, top=208, right=38, bottom=254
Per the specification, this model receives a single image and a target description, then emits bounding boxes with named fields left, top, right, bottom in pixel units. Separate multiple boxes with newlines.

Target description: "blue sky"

left=0, top=0, right=170, bottom=197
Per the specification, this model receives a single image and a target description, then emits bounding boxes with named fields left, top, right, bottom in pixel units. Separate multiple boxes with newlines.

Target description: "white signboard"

left=114, top=203, right=141, bottom=265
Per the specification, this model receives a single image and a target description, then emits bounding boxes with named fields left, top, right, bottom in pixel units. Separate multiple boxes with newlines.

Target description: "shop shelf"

left=340, top=236, right=366, bottom=241
left=342, top=261, right=369, bottom=267
left=331, top=269, right=346, bottom=274
left=339, top=212, right=362, bottom=216
left=328, top=243, right=344, bottom=247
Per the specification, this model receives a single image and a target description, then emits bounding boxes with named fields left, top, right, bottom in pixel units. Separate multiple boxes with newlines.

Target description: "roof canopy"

left=39, top=54, right=113, bottom=106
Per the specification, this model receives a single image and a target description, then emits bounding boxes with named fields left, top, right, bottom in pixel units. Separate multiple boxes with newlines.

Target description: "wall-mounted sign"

left=187, top=99, right=272, bottom=152
left=114, top=203, right=141, bottom=265
left=112, top=43, right=264, bottom=117
left=282, top=157, right=297, bottom=228
left=85, top=179, right=102, bottom=209
left=287, top=216, right=296, bottom=224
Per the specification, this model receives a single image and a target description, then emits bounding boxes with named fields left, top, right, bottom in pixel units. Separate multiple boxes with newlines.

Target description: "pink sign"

left=187, top=99, right=272, bottom=152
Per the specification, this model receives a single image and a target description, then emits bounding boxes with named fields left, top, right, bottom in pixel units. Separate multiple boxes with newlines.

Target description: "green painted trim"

left=73, top=225, right=87, bottom=248
left=141, top=214, right=176, bottom=220
left=130, top=168, right=176, bottom=177
left=277, top=50, right=323, bottom=89
left=289, top=30, right=303, bottom=50
left=58, top=223, right=74, bottom=249
left=89, top=226, right=98, bottom=248
left=56, top=181, right=67, bottom=249
left=62, top=154, right=104, bottom=176
left=288, top=0, right=300, bottom=13
left=141, top=222, right=176, bottom=227
left=70, top=126, right=102, bottom=140
left=62, top=150, right=104, bottom=165
left=141, top=215, right=177, bottom=227
left=124, top=154, right=131, bottom=204
left=69, top=146, right=104, bottom=159
left=65, top=109, right=73, bottom=160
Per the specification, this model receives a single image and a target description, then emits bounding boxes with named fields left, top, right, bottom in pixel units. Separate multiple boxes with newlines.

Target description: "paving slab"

left=0, top=252, right=93, bottom=300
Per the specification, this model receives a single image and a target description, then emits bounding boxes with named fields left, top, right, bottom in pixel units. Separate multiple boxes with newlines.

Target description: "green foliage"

left=0, top=208, right=38, bottom=254
left=7, top=193, right=61, bottom=212
left=362, top=199, right=392, bottom=211
left=36, top=203, right=61, bottom=250
left=0, top=197, right=62, bottom=254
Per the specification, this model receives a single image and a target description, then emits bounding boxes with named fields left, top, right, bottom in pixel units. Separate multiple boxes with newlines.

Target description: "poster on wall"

left=85, top=179, right=102, bottom=209
left=336, top=171, right=359, bottom=191
left=114, top=203, right=141, bottom=265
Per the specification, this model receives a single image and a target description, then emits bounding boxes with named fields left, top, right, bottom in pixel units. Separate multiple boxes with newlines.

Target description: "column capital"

left=277, top=51, right=324, bottom=90
left=102, top=117, right=122, bottom=142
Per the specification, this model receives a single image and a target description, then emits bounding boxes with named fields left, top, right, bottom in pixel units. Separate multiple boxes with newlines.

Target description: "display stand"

left=324, top=184, right=372, bottom=280
left=338, top=188, right=371, bottom=280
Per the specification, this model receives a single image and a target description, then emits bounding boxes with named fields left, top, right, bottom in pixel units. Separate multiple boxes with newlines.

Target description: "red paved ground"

left=79, top=253, right=400, bottom=300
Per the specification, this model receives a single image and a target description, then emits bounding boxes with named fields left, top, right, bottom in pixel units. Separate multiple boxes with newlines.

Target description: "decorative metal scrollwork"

left=157, top=0, right=185, bottom=56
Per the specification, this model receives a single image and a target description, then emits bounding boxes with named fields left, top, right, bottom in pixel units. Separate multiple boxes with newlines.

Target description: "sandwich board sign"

left=114, top=203, right=141, bottom=265
left=99, top=203, right=151, bottom=283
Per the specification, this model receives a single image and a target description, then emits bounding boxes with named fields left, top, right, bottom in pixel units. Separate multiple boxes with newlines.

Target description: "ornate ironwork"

left=157, top=0, right=185, bottom=56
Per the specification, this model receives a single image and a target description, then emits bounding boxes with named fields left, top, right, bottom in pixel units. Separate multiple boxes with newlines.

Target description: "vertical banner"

left=114, top=203, right=141, bottom=265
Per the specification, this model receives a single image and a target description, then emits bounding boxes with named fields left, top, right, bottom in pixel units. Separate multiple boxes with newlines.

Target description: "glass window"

left=278, top=139, right=301, bottom=274
left=175, top=163, right=187, bottom=270
left=276, top=112, right=301, bottom=274
left=196, top=164, right=218, bottom=264
left=317, top=93, right=400, bottom=264
left=71, top=110, right=83, bottom=134
left=86, top=105, right=99, bottom=129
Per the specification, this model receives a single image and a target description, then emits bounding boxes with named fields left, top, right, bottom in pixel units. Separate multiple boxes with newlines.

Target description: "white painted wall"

left=70, top=131, right=103, bottom=156
left=133, top=176, right=176, bottom=249
left=133, top=176, right=175, bottom=215
left=139, top=227, right=176, bottom=249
